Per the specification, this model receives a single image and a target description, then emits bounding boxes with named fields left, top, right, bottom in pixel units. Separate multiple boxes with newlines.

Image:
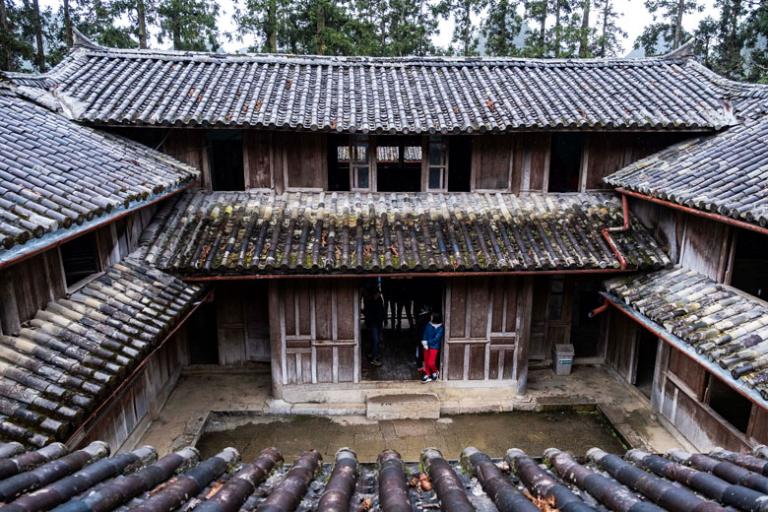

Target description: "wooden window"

left=426, top=136, right=448, bottom=191
left=60, top=232, right=102, bottom=289
left=350, top=136, right=371, bottom=191
left=706, top=374, right=752, bottom=433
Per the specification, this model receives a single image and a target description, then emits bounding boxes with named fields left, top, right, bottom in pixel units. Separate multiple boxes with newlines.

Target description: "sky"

left=39, top=0, right=718, bottom=57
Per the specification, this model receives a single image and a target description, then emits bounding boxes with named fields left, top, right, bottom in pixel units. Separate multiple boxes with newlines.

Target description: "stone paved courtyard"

left=195, top=410, right=628, bottom=463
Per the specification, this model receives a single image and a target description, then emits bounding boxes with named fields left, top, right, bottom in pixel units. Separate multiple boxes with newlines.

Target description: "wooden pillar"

left=268, top=282, right=284, bottom=399
left=513, top=277, right=534, bottom=394
left=0, top=272, right=20, bottom=335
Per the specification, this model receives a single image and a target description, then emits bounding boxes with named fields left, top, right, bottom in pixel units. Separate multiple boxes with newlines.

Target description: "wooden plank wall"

left=679, top=214, right=732, bottom=281
left=470, top=134, right=551, bottom=193
left=270, top=279, right=359, bottom=386
left=0, top=208, right=154, bottom=336
left=443, top=276, right=532, bottom=386
left=162, top=129, right=210, bottom=189
left=75, top=328, right=190, bottom=452
left=215, top=282, right=271, bottom=364
left=604, top=309, right=768, bottom=451
left=242, top=131, right=328, bottom=192
left=528, top=277, right=574, bottom=361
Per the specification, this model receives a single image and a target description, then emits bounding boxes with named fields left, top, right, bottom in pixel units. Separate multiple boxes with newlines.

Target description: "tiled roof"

left=3, top=35, right=748, bottom=132
left=0, top=258, right=204, bottom=447
left=605, top=115, right=768, bottom=228
left=604, top=266, right=768, bottom=401
left=0, top=85, right=198, bottom=264
left=0, top=442, right=766, bottom=511
left=142, top=191, right=670, bottom=276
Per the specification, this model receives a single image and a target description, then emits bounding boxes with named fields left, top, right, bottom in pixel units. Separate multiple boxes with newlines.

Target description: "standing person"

left=364, top=288, right=385, bottom=367
left=414, top=305, right=431, bottom=367
left=420, top=313, right=444, bottom=383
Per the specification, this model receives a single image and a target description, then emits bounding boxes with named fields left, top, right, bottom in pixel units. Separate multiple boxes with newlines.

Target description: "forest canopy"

left=1, top=0, right=766, bottom=83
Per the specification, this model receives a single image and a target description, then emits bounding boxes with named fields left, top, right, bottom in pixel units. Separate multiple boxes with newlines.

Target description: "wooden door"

left=274, top=280, right=359, bottom=385
left=444, top=277, right=531, bottom=382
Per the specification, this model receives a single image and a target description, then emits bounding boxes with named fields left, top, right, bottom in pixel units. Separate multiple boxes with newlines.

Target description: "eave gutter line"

left=180, top=267, right=638, bottom=282
left=64, top=288, right=211, bottom=448
left=599, top=291, right=768, bottom=411
left=600, top=193, right=630, bottom=270
left=0, top=182, right=193, bottom=271
left=616, top=188, right=768, bottom=236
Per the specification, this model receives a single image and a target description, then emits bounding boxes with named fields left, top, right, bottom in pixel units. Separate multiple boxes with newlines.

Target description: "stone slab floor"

left=135, top=364, right=692, bottom=457
left=196, top=410, right=627, bottom=463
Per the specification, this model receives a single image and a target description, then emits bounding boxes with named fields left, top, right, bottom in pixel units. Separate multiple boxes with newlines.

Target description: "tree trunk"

left=173, top=23, right=181, bottom=50
left=553, top=0, right=561, bottom=57
left=600, top=0, right=608, bottom=57
left=463, top=0, right=471, bottom=55
left=31, top=0, right=45, bottom=71
left=0, top=0, right=10, bottom=70
left=673, top=0, right=684, bottom=48
left=137, top=0, right=148, bottom=48
left=264, top=0, right=277, bottom=52
left=538, top=0, right=548, bottom=55
left=499, top=0, right=509, bottom=54
left=579, top=0, right=590, bottom=57
left=63, top=0, right=73, bottom=47
left=316, top=1, right=325, bottom=55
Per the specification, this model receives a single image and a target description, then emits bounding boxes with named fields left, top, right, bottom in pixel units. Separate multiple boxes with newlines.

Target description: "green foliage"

left=157, top=0, right=220, bottom=50
left=593, top=0, right=625, bottom=57
left=482, top=0, right=523, bottom=56
left=0, top=0, right=35, bottom=71
left=635, top=0, right=703, bottom=55
left=434, top=0, right=487, bottom=55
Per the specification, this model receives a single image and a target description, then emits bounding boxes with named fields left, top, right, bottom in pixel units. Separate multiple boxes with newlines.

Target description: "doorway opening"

left=360, top=277, right=444, bottom=381
left=633, top=329, right=658, bottom=398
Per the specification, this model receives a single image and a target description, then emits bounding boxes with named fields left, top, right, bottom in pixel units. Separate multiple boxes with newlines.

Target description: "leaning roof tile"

left=0, top=442, right=765, bottom=511
left=0, top=85, right=198, bottom=265
left=5, top=35, right=759, bottom=131
left=142, top=191, right=670, bottom=275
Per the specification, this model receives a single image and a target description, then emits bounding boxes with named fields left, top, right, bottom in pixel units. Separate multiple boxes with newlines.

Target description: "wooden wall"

left=243, top=131, right=327, bottom=192
left=604, top=309, right=768, bottom=451
left=0, top=207, right=155, bottom=336
left=443, top=277, right=532, bottom=390
left=470, top=134, right=550, bottom=193
left=74, top=327, right=190, bottom=452
left=215, top=282, right=271, bottom=365
left=162, top=129, right=210, bottom=189
left=269, top=279, right=359, bottom=387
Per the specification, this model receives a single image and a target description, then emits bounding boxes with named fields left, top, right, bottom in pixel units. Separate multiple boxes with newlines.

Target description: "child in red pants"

left=420, top=313, right=444, bottom=383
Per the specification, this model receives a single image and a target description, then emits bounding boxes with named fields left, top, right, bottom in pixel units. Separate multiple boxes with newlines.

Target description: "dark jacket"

left=422, top=322, right=444, bottom=350
left=365, top=295, right=385, bottom=326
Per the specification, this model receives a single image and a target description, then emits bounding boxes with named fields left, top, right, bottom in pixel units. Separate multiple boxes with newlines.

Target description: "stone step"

left=366, top=393, right=440, bottom=420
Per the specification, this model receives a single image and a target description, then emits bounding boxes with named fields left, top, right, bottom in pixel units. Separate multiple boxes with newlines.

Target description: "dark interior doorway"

left=188, top=301, right=219, bottom=364
left=448, top=137, right=471, bottom=192
left=570, top=279, right=603, bottom=358
left=730, top=228, right=768, bottom=301
left=361, top=277, right=444, bottom=381
left=208, top=131, right=245, bottom=191
left=633, top=330, right=658, bottom=398
left=549, top=133, right=584, bottom=193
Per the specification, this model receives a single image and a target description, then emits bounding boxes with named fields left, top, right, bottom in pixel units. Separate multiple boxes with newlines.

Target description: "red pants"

left=423, top=348, right=439, bottom=376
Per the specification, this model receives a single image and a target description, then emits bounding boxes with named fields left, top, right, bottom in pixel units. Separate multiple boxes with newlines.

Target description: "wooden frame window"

left=350, top=136, right=371, bottom=191
left=59, top=232, right=102, bottom=291
left=425, top=136, right=449, bottom=191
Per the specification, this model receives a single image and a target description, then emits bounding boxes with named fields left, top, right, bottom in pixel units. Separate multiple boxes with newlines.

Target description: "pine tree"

left=482, top=0, right=522, bottom=56
left=693, top=16, right=717, bottom=66
left=593, top=0, right=625, bottom=57
left=435, top=0, right=487, bottom=55
left=157, top=0, right=220, bottom=51
left=0, top=0, right=34, bottom=71
left=234, top=0, right=290, bottom=52
left=714, top=0, right=746, bottom=78
left=522, top=0, right=549, bottom=56
left=743, top=0, right=768, bottom=82
left=579, top=0, right=590, bottom=56
left=382, top=0, right=437, bottom=56
left=636, top=0, right=703, bottom=55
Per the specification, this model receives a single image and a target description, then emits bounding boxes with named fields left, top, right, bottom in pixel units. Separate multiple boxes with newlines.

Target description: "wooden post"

left=0, top=273, right=20, bottom=335
left=513, top=277, right=533, bottom=394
